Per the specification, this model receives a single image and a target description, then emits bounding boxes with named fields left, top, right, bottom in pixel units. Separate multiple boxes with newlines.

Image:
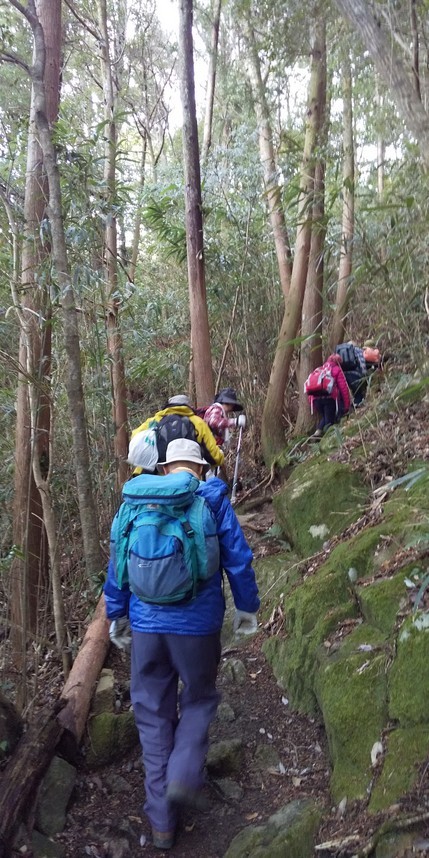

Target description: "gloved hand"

left=109, top=617, right=131, bottom=653
left=237, top=414, right=246, bottom=429
left=233, top=610, right=258, bottom=635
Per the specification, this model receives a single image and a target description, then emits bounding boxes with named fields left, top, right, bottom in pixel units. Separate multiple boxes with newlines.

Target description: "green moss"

left=369, top=726, right=429, bottom=812
left=273, top=459, right=368, bottom=557
left=263, top=601, right=357, bottom=715
left=87, top=711, right=139, bottom=768
left=388, top=613, right=429, bottom=726
left=357, top=572, right=409, bottom=635
left=317, top=623, right=388, bottom=663
left=315, top=652, right=388, bottom=801
left=224, top=799, right=322, bottom=858
left=254, top=552, right=302, bottom=612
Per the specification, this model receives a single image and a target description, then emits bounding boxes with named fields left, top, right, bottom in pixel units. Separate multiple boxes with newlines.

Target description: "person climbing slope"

left=305, top=353, right=350, bottom=439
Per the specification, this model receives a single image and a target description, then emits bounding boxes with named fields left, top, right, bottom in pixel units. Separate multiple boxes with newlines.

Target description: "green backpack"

left=113, top=471, right=220, bottom=605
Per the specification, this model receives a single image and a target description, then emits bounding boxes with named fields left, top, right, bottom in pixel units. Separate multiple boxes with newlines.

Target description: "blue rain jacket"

left=104, top=476, right=260, bottom=635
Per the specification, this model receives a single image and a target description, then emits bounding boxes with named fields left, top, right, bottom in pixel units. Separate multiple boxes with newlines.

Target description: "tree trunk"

left=0, top=699, right=66, bottom=858
left=333, top=0, right=429, bottom=167
left=201, top=0, right=222, bottom=163
left=13, top=0, right=104, bottom=580
left=58, top=595, right=110, bottom=740
left=0, top=595, right=110, bottom=855
left=261, top=17, right=324, bottom=462
left=330, top=51, right=354, bottom=350
left=9, top=0, right=60, bottom=683
left=295, top=26, right=328, bottom=436
left=178, top=0, right=214, bottom=406
left=129, top=139, right=147, bottom=282
left=97, top=0, right=129, bottom=487
left=243, top=13, right=292, bottom=300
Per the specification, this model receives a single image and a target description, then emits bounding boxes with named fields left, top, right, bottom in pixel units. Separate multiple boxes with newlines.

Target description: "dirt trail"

left=57, top=633, right=331, bottom=857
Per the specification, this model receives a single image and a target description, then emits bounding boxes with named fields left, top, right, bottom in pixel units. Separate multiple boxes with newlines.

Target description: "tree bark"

left=333, top=0, right=429, bottom=167
left=0, top=699, right=66, bottom=858
left=295, top=25, right=328, bottom=436
left=242, top=13, right=292, bottom=300
left=0, top=596, right=110, bottom=855
left=201, top=0, right=222, bottom=163
left=11, top=0, right=104, bottom=580
left=9, top=0, right=60, bottom=682
left=330, top=51, right=354, bottom=350
left=58, top=595, right=110, bottom=740
left=178, top=0, right=214, bottom=406
left=261, top=17, right=324, bottom=462
left=97, top=0, right=129, bottom=487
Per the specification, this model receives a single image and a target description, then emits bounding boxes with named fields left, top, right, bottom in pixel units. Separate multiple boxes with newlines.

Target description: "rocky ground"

left=6, top=390, right=429, bottom=857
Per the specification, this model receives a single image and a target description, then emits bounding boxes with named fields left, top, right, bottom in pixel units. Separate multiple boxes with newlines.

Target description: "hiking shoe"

left=166, top=782, right=210, bottom=812
left=309, top=429, right=322, bottom=441
left=151, top=828, right=176, bottom=850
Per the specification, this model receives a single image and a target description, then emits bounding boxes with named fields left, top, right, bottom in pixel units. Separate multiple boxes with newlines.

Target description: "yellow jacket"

left=131, top=405, right=224, bottom=473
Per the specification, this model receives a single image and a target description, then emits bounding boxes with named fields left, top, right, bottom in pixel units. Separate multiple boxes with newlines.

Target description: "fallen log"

left=0, top=594, right=110, bottom=854
left=58, top=593, right=110, bottom=741
left=0, top=699, right=66, bottom=858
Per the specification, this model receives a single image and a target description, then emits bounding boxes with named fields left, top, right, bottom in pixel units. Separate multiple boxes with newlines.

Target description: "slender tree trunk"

left=97, top=0, right=129, bottom=487
left=243, top=13, right=292, bottom=300
left=9, top=0, right=60, bottom=682
left=330, top=51, right=354, bottom=350
left=12, top=0, right=104, bottom=582
left=295, top=27, right=328, bottom=436
left=261, top=16, right=324, bottom=462
left=129, top=139, right=147, bottom=282
left=201, top=0, right=222, bottom=163
left=178, top=0, right=214, bottom=405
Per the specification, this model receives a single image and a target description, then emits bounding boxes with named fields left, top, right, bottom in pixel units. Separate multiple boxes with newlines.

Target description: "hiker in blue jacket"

left=104, top=437, right=260, bottom=851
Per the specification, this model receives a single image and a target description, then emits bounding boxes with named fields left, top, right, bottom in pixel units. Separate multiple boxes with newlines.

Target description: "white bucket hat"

left=161, top=438, right=207, bottom=466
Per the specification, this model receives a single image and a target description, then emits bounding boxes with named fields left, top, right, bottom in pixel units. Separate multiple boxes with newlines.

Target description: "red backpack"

left=304, top=362, right=338, bottom=398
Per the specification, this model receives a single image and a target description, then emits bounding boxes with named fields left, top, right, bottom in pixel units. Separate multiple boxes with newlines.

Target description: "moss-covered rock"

left=254, top=552, right=302, bottom=610
left=388, top=612, right=429, bottom=726
left=86, top=711, right=139, bottom=768
left=263, top=600, right=357, bottom=715
left=369, top=726, right=429, bottom=812
left=206, top=738, right=244, bottom=776
left=356, top=572, right=409, bottom=635
left=223, top=799, right=322, bottom=858
left=273, top=459, right=368, bottom=557
left=315, top=640, right=388, bottom=802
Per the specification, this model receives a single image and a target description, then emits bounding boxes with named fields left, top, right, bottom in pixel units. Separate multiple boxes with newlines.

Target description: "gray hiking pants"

left=131, top=630, right=221, bottom=832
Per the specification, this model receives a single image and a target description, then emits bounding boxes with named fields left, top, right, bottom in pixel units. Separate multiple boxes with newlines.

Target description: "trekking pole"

left=231, top=425, right=243, bottom=505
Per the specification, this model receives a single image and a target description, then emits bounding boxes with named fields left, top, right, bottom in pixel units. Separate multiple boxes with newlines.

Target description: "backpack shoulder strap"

left=115, top=501, right=141, bottom=588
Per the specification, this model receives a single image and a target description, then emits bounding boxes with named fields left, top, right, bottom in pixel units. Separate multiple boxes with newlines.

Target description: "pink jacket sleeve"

left=333, top=365, right=351, bottom=412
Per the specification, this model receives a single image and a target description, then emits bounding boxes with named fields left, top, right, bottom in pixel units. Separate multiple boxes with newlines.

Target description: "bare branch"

left=63, top=0, right=100, bottom=42
left=0, top=50, right=31, bottom=75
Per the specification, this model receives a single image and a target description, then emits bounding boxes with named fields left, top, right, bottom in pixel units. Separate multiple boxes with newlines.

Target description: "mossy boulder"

left=273, top=458, right=368, bottom=557
left=86, top=711, right=139, bottom=767
left=224, top=798, right=322, bottom=858
left=315, top=637, right=388, bottom=802
left=388, top=612, right=429, bottom=726
left=369, top=726, right=429, bottom=812
left=356, top=571, right=409, bottom=635
left=254, top=552, right=302, bottom=611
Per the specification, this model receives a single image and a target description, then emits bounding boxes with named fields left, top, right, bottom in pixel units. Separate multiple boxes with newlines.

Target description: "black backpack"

left=335, top=343, right=358, bottom=372
left=157, top=414, right=197, bottom=463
